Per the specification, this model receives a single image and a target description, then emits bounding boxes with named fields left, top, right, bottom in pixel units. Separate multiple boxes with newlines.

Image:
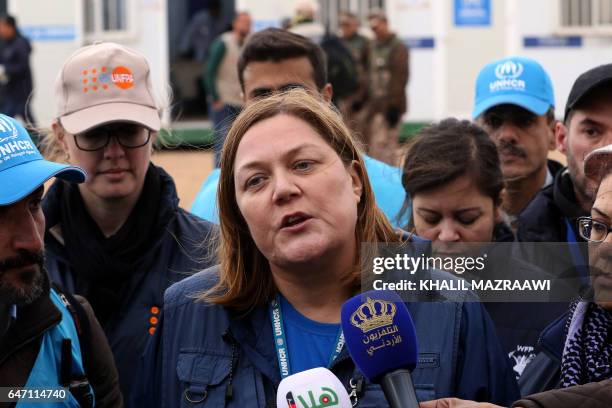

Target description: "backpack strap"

left=51, top=283, right=95, bottom=408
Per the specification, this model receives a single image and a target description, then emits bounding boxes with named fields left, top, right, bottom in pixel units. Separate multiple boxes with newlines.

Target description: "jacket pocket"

left=177, top=349, right=232, bottom=407
left=414, top=383, right=436, bottom=402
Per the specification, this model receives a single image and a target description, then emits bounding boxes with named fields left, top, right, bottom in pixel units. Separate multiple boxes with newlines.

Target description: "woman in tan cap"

left=39, top=41, right=216, bottom=405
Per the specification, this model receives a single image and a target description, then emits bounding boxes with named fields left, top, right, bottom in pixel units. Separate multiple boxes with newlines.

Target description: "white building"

left=9, top=0, right=612, bottom=127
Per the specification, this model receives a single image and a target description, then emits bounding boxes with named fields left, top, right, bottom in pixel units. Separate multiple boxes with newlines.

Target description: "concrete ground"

left=152, top=149, right=214, bottom=210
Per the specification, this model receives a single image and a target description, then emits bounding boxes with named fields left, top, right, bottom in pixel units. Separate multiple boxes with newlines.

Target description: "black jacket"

left=43, top=166, right=217, bottom=406
left=516, top=167, right=590, bottom=293
left=0, top=32, right=33, bottom=104
left=517, top=167, right=587, bottom=243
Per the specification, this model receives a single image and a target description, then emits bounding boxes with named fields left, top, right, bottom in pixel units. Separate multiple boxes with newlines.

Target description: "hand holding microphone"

left=341, top=290, right=420, bottom=408
left=276, top=367, right=353, bottom=408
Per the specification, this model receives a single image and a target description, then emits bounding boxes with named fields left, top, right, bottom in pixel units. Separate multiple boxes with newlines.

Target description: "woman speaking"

left=140, top=90, right=518, bottom=407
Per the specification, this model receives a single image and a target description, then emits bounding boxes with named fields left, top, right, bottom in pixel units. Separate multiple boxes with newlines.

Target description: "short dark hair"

left=237, top=28, right=327, bottom=91
left=0, top=15, right=16, bottom=29
left=402, top=118, right=504, bottom=206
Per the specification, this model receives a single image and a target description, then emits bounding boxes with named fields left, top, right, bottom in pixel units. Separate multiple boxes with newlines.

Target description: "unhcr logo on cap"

left=0, top=115, right=37, bottom=166
left=490, top=60, right=526, bottom=93
left=495, top=61, right=524, bottom=79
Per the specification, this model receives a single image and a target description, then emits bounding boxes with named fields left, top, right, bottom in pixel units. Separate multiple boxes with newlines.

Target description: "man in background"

left=473, top=56, right=561, bottom=227
left=205, top=11, right=251, bottom=167
left=0, top=14, right=34, bottom=125
left=338, top=11, right=369, bottom=142
left=366, top=9, right=409, bottom=166
left=191, top=28, right=410, bottom=228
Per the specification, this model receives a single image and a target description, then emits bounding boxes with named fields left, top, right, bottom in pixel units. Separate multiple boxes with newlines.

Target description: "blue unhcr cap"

left=0, top=114, right=85, bottom=205
left=472, top=56, right=555, bottom=119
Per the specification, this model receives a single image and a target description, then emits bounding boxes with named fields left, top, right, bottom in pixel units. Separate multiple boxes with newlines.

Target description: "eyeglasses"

left=73, top=123, right=151, bottom=151
left=577, top=216, right=612, bottom=243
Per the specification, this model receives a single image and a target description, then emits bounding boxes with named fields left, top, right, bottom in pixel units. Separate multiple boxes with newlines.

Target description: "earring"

left=64, top=151, right=70, bottom=162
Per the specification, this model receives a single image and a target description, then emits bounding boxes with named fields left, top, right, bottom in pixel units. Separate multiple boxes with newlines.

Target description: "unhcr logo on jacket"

left=489, top=60, right=526, bottom=93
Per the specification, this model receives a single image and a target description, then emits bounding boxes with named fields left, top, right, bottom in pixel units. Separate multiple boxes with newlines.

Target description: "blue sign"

left=403, top=37, right=435, bottom=49
left=523, top=36, right=582, bottom=48
left=21, top=26, right=76, bottom=41
left=454, top=0, right=491, bottom=27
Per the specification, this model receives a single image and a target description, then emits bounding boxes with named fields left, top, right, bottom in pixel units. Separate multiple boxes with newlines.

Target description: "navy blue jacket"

left=138, top=266, right=519, bottom=407
left=518, top=312, right=568, bottom=396
left=0, top=33, right=33, bottom=108
left=517, top=166, right=585, bottom=243
left=43, top=167, right=217, bottom=406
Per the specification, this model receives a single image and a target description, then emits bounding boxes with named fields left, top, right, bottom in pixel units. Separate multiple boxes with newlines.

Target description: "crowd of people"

left=0, top=6, right=611, bottom=408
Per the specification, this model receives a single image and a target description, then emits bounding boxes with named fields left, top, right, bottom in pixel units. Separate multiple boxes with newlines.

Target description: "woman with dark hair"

left=420, top=145, right=612, bottom=408
left=401, top=119, right=566, bottom=379
left=140, top=91, right=519, bottom=407
left=402, top=118, right=510, bottom=242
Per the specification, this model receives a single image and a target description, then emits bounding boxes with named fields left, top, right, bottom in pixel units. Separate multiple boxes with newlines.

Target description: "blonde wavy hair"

left=203, top=89, right=401, bottom=312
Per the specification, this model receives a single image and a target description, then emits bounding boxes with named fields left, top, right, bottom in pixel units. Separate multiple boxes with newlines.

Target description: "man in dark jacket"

left=366, top=9, right=409, bottom=166
left=516, top=65, right=612, bottom=290
left=473, top=56, right=562, bottom=227
left=0, top=15, right=34, bottom=123
left=0, top=114, right=122, bottom=407
left=518, top=64, right=612, bottom=243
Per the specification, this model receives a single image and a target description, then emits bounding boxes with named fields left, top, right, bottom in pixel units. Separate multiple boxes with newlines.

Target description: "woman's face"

left=588, top=173, right=612, bottom=310
left=59, top=122, right=153, bottom=202
left=233, top=114, right=363, bottom=270
left=412, top=175, right=500, bottom=246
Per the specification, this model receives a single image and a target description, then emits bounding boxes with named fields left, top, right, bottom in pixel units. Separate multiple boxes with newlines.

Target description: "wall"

left=9, top=0, right=169, bottom=127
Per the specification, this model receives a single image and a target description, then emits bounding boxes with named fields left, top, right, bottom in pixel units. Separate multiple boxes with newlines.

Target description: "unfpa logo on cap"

left=495, top=61, right=524, bottom=80
left=489, top=60, right=526, bottom=93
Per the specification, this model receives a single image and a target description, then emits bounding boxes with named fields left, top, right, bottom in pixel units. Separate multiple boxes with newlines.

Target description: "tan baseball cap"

left=55, top=41, right=161, bottom=134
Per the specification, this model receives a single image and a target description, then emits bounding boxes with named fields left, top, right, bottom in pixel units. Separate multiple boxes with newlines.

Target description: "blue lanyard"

left=269, top=294, right=345, bottom=379
left=565, top=218, right=589, bottom=285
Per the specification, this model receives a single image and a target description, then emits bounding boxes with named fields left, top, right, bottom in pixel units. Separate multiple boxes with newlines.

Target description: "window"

left=84, top=0, right=135, bottom=40
left=319, top=0, right=386, bottom=32
left=557, top=0, right=612, bottom=34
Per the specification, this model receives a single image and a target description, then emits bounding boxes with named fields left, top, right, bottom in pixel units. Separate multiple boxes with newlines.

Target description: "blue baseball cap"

left=472, top=56, right=555, bottom=119
left=0, top=114, right=85, bottom=205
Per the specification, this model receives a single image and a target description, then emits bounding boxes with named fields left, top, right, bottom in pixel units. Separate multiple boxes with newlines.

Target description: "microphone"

left=276, top=367, right=352, bottom=408
left=341, top=290, right=419, bottom=408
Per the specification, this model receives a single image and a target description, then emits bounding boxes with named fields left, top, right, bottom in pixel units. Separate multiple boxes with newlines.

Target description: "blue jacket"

left=518, top=312, right=568, bottom=396
left=191, top=155, right=411, bottom=227
left=138, top=267, right=519, bottom=407
left=43, top=167, right=217, bottom=406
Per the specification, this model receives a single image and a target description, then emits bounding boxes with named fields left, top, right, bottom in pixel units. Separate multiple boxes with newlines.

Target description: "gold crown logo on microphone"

left=350, top=297, right=396, bottom=333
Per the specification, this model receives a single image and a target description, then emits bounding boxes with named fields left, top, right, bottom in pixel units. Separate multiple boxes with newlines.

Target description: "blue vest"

left=16, top=289, right=93, bottom=408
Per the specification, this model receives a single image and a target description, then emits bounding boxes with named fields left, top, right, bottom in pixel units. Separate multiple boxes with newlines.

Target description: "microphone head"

left=276, top=367, right=352, bottom=408
left=341, top=290, right=418, bottom=382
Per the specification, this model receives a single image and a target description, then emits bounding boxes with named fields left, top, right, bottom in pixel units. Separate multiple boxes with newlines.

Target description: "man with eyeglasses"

left=40, top=41, right=217, bottom=406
